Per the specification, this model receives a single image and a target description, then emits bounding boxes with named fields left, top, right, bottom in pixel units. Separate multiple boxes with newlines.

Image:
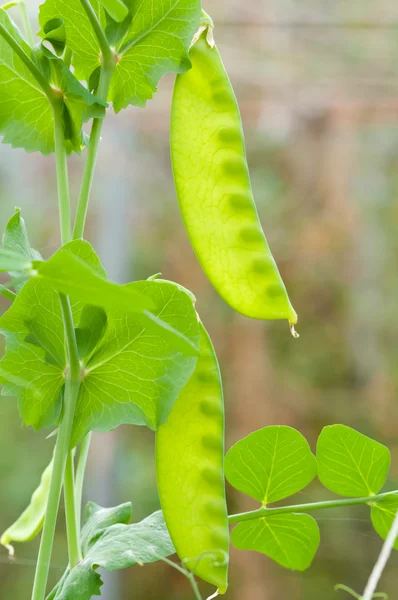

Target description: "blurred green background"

left=1, top=0, right=398, bottom=598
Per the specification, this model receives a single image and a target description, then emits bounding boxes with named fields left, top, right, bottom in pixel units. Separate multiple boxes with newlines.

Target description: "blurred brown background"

left=1, top=0, right=398, bottom=598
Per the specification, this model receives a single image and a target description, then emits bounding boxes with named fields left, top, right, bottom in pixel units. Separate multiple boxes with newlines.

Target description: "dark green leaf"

left=52, top=566, right=102, bottom=600
left=371, top=493, right=398, bottom=550
left=0, top=339, right=64, bottom=428
left=41, top=17, right=66, bottom=56
left=0, top=8, right=105, bottom=154
left=82, top=501, right=132, bottom=555
left=225, top=426, right=317, bottom=504
left=0, top=240, right=199, bottom=440
left=53, top=510, right=175, bottom=600
left=317, top=425, right=390, bottom=497
left=71, top=278, right=199, bottom=445
left=231, top=513, right=320, bottom=571
left=99, top=0, right=128, bottom=22
left=75, top=306, right=107, bottom=361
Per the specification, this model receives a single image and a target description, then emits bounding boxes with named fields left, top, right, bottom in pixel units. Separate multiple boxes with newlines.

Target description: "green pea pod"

left=156, top=322, right=229, bottom=593
left=170, top=14, right=297, bottom=328
left=1, top=459, right=53, bottom=555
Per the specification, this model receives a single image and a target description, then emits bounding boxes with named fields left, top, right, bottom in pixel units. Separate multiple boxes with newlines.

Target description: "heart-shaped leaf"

left=317, top=425, right=390, bottom=497
left=225, top=426, right=317, bottom=504
left=231, top=513, right=320, bottom=571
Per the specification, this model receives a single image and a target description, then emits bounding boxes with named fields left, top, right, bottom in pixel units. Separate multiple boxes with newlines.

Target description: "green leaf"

left=41, top=17, right=66, bottom=56
left=2, top=208, right=41, bottom=262
left=75, top=306, right=107, bottom=361
left=2, top=207, right=41, bottom=292
left=231, top=513, right=320, bottom=571
left=52, top=510, right=175, bottom=600
left=0, top=240, right=199, bottom=440
left=0, top=248, right=32, bottom=272
left=35, top=244, right=154, bottom=314
left=38, top=0, right=104, bottom=82
left=225, top=426, right=317, bottom=504
left=371, top=493, right=398, bottom=550
left=81, top=501, right=132, bottom=555
left=1, top=458, right=53, bottom=552
left=99, top=0, right=128, bottom=22
left=109, top=0, right=201, bottom=111
left=0, top=339, right=64, bottom=428
left=316, top=425, right=391, bottom=497
left=72, top=278, right=199, bottom=445
left=0, top=8, right=105, bottom=154
left=34, top=242, right=199, bottom=356
left=38, top=0, right=201, bottom=110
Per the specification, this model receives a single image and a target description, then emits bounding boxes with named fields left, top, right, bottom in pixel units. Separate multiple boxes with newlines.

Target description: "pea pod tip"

left=191, top=10, right=215, bottom=49
left=289, top=323, right=299, bottom=339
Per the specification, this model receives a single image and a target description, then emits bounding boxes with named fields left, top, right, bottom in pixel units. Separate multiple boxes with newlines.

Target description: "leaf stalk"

left=73, top=57, right=115, bottom=239
left=228, top=490, right=398, bottom=524
left=64, top=451, right=83, bottom=567
left=53, top=101, right=72, bottom=245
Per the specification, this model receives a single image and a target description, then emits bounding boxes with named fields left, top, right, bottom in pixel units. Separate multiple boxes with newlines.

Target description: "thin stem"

left=188, top=573, right=203, bottom=600
left=228, top=490, right=398, bottom=524
left=362, top=509, right=398, bottom=600
left=73, top=62, right=114, bottom=239
left=334, top=585, right=362, bottom=599
left=75, top=431, right=92, bottom=539
left=162, top=558, right=203, bottom=600
left=53, top=102, right=71, bottom=245
left=31, top=295, right=81, bottom=600
left=78, top=0, right=113, bottom=63
left=1, top=1, right=18, bottom=10
left=0, top=285, right=16, bottom=301
left=0, top=23, right=55, bottom=101
left=18, top=0, right=34, bottom=46
left=64, top=452, right=82, bottom=567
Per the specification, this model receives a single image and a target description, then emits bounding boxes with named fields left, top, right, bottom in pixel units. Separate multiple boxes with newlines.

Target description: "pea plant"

left=0, top=2, right=397, bottom=600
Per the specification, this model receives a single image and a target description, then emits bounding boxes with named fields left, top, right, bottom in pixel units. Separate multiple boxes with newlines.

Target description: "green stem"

left=228, top=490, right=398, bottom=524
left=75, top=431, right=92, bottom=539
left=31, top=295, right=81, bottom=600
left=73, top=61, right=114, bottom=239
left=162, top=558, right=203, bottom=600
left=64, top=452, right=82, bottom=567
left=187, top=574, right=203, bottom=600
left=334, top=585, right=362, bottom=599
left=18, top=0, right=33, bottom=46
left=0, top=285, right=16, bottom=301
left=0, top=22, right=55, bottom=101
left=1, top=1, right=18, bottom=10
left=78, top=0, right=113, bottom=63
left=53, top=102, right=71, bottom=245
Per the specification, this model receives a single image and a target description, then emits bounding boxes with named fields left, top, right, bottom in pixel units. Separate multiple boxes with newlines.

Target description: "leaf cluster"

left=225, top=425, right=395, bottom=571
